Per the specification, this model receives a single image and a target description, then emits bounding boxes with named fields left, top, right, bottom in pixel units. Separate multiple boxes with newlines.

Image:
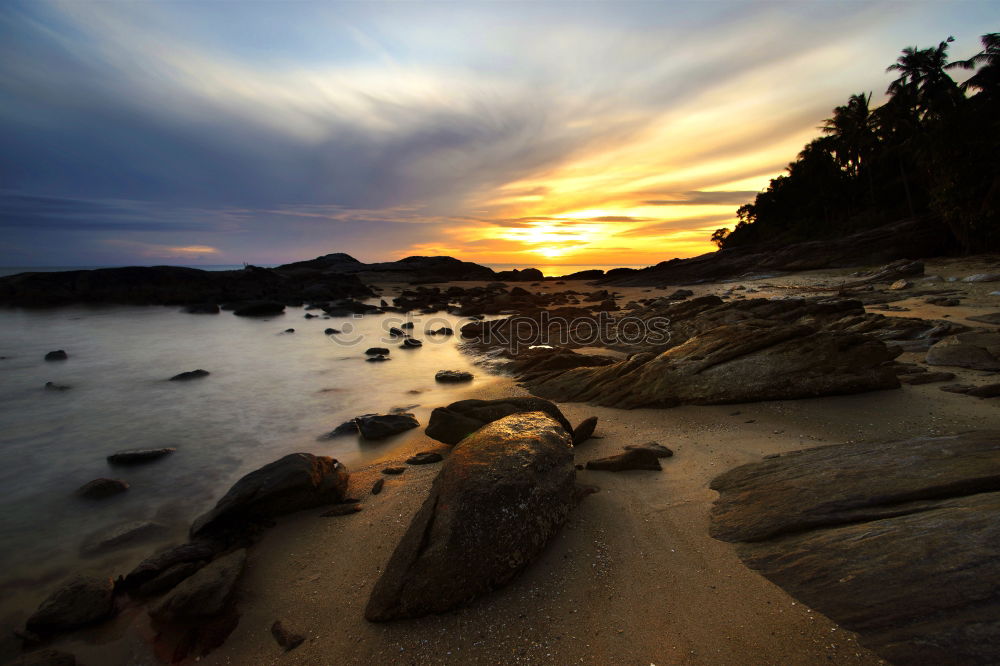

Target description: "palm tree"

left=948, top=33, right=1000, bottom=99
left=887, top=37, right=963, bottom=120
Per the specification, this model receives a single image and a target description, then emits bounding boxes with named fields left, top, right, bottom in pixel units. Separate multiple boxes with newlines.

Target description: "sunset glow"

left=1, top=1, right=996, bottom=266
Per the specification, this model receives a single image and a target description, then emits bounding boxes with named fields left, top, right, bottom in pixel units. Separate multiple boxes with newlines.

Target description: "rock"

left=122, top=541, right=219, bottom=590
left=365, top=347, right=390, bottom=355
left=425, top=397, right=573, bottom=445
left=962, top=273, right=1000, bottom=283
left=624, top=442, right=674, bottom=458
left=926, top=331, right=1000, bottom=370
left=585, top=449, right=662, bottom=471
left=44, top=382, right=71, bottom=391
left=169, top=369, right=210, bottom=381
left=571, top=416, right=598, bottom=445
left=967, top=383, right=1000, bottom=398
left=406, top=452, right=443, bottom=465
left=381, top=467, right=405, bottom=475
left=401, top=338, right=423, bottom=348
left=44, top=350, right=68, bottom=361
left=270, top=620, right=305, bottom=651
left=319, top=419, right=359, bottom=439
left=366, top=354, right=390, bottom=362
left=889, top=279, right=911, bottom=290
left=190, top=453, right=349, bottom=537
left=939, top=384, right=974, bottom=394
left=26, top=576, right=115, bottom=633
left=898, top=371, right=956, bottom=385
left=434, top=370, right=474, bottom=383
left=80, top=520, right=166, bottom=556
left=925, top=297, right=960, bottom=306
left=667, top=289, right=694, bottom=300
left=5, top=649, right=77, bottom=665
left=136, top=562, right=203, bottom=598
left=324, top=328, right=340, bottom=335
left=527, top=322, right=900, bottom=408
left=281, top=328, right=295, bottom=333
left=75, top=478, right=128, bottom=499
left=371, top=478, right=385, bottom=495
left=184, top=304, right=220, bottom=314
left=356, top=413, right=419, bottom=440
left=388, top=327, right=405, bottom=336
left=365, top=412, right=575, bottom=621
left=232, top=301, right=285, bottom=317
left=966, top=312, right=1000, bottom=325
left=428, top=327, right=454, bottom=335
left=150, top=549, right=246, bottom=623
left=709, top=432, right=1000, bottom=664
left=106, top=448, right=176, bottom=465
left=321, top=503, right=362, bottom=516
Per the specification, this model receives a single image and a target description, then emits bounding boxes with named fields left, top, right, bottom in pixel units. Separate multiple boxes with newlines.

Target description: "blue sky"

left=1, top=0, right=997, bottom=266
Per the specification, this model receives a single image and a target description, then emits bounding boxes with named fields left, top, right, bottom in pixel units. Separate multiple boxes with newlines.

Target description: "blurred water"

left=0, top=301, right=501, bottom=628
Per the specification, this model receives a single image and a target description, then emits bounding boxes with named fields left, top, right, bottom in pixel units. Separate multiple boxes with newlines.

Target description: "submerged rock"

left=75, top=478, right=129, bottom=499
left=169, top=369, right=210, bottom=381
left=425, top=397, right=573, bottom=445
left=190, top=453, right=349, bottom=537
left=44, top=381, right=71, bottom=391
left=106, top=448, right=176, bottom=465
left=26, top=576, right=115, bottom=634
left=365, top=412, right=575, bottom=621
left=80, top=520, right=166, bottom=556
left=44, top=350, right=68, bottom=361
left=434, top=370, right=474, bottom=383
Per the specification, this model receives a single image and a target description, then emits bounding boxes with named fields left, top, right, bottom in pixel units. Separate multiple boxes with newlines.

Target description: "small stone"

left=365, top=347, right=390, bottom=355
left=624, top=442, right=674, bottom=458
left=435, top=370, right=474, bottom=383
left=889, top=279, right=911, bottom=290
left=320, top=504, right=362, bottom=516
left=44, top=350, right=68, bottom=361
left=371, top=478, right=385, bottom=495
left=381, top=467, right=406, bottom=475
left=271, top=620, right=305, bottom=651
left=107, top=448, right=176, bottom=465
left=406, top=452, right=443, bottom=465
left=169, top=369, right=210, bottom=381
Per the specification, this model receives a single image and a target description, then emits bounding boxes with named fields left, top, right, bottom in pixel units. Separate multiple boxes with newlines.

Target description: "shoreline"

left=7, top=257, right=1000, bottom=664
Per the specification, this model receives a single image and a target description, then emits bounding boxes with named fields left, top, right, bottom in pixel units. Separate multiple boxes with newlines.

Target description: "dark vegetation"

left=713, top=34, right=1000, bottom=255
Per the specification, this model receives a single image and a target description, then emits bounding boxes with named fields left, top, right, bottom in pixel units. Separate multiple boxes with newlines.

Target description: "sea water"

left=0, top=299, right=501, bottom=635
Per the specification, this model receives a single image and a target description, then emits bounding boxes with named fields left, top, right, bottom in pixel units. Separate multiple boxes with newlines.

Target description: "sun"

left=535, top=246, right=566, bottom=258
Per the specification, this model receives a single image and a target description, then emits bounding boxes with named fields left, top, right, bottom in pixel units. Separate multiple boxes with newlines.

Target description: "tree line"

left=712, top=33, right=999, bottom=254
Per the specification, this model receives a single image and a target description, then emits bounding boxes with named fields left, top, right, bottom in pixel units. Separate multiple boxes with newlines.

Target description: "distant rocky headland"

left=0, top=216, right=966, bottom=308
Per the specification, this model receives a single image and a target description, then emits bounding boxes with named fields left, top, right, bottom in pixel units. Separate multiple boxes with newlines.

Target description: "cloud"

left=642, top=191, right=759, bottom=206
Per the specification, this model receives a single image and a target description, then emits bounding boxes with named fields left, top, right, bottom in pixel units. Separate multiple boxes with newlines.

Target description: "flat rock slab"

left=710, top=431, right=1000, bottom=663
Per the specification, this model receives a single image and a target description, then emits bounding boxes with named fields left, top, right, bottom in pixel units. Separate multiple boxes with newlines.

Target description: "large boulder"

left=150, top=549, right=246, bottom=623
left=365, top=412, right=575, bottom=621
left=190, top=453, right=349, bottom=537
left=25, top=576, right=115, bottom=634
left=526, top=321, right=900, bottom=408
left=926, top=331, right=1000, bottom=370
left=425, top=397, right=573, bottom=445
left=710, top=432, right=1000, bottom=664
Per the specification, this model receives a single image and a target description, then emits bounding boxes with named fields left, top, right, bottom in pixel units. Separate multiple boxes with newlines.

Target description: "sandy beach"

left=148, top=258, right=996, bottom=666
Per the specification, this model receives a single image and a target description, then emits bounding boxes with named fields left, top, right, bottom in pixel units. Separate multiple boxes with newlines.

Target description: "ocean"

left=0, top=297, right=503, bottom=639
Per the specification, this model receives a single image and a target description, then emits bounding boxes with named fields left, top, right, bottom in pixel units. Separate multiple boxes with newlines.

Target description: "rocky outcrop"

left=190, top=453, right=348, bottom=537
left=602, top=217, right=949, bottom=286
left=150, top=549, right=246, bottom=623
left=0, top=264, right=372, bottom=307
left=25, top=576, right=115, bottom=634
left=365, top=412, right=575, bottom=621
left=710, top=432, right=1000, bottom=664
left=926, top=331, right=1000, bottom=370
left=425, top=397, right=574, bottom=445
left=525, top=321, right=900, bottom=408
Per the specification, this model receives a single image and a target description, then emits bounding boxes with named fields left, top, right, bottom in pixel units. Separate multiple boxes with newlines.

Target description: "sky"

left=1, top=1, right=997, bottom=267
